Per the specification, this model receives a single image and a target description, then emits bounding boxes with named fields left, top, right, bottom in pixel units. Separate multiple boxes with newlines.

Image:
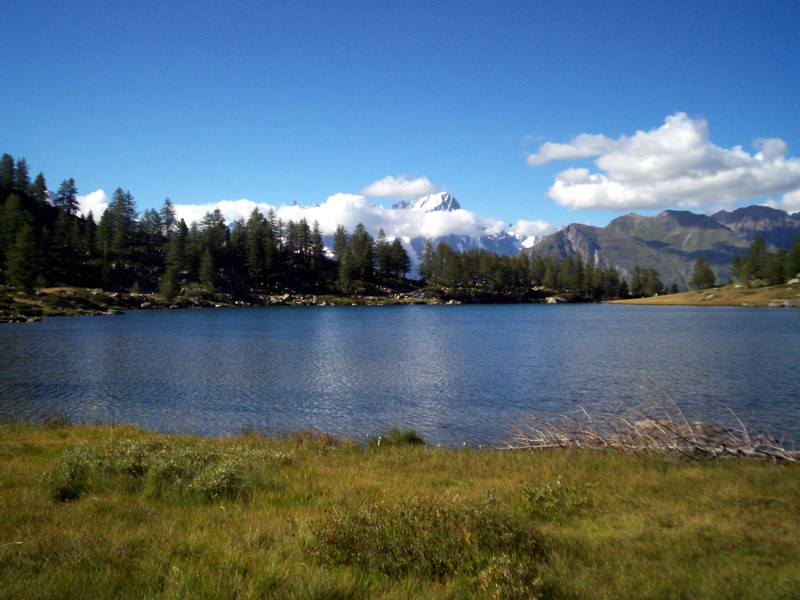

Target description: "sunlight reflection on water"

left=1, top=304, right=799, bottom=446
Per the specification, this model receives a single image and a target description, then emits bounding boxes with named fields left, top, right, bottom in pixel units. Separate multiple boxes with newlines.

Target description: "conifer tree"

left=333, top=224, right=348, bottom=262
left=200, top=248, right=216, bottom=291
left=5, top=224, right=44, bottom=292
left=786, top=233, right=800, bottom=279
left=159, top=198, right=177, bottom=236
left=31, top=173, right=48, bottom=206
left=159, top=266, right=179, bottom=301
left=310, top=220, right=325, bottom=271
left=375, top=228, right=390, bottom=273
left=418, top=240, right=435, bottom=281
left=56, top=178, right=79, bottom=215
left=689, top=253, right=716, bottom=290
left=389, top=239, right=410, bottom=278
left=15, top=158, right=30, bottom=192
left=0, top=194, right=32, bottom=260
left=0, top=153, right=15, bottom=189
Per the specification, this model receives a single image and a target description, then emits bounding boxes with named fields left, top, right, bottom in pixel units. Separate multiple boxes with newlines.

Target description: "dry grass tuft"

left=507, top=378, right=797, bottom=461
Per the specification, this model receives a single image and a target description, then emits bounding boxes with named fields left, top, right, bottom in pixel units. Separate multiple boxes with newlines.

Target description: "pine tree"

left=31, top=173, right=48, bottom=206
left=689, top=253, right=716, bottom=290
left=375, top=228, right=391, bottom=275
left=785, top=233, right=800, bottom=280
left=245, top=208, right=268, bottom=286
left=159, top=266, right=179, bottom=301
left=730, top=252, right=743, bottom=281
left=742, top=233, right=770, bottom=281
left=418, top=240, right=435, bottom=281
left=333, top=224, right=348, bottom=262
left=766, top=248, right=787, bottom=285
left=108, top=188, right=138, bottom=258
left=347, top=223, right=374, bottom=281
left=55, top=178, right=79, bottom=214
left=200, top=248, right=216, bottom=291
left=389, top=239, right=410, bottom=278
left=310, top=220, right=325, bottom=272
left=159, top=198, right=177, bottom=236
left=5, top=224, right=44, bottom=292
left=15, top=158, right=30, bottom=192
left=0, top=154, right=15, bottom=189
left=200, top=208, right=227, bottom=255
left=0, top=194, right=33, bottom=259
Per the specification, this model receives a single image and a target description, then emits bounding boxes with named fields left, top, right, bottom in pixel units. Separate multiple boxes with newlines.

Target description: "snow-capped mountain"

left=389, top=193, right=542, bottom=272
left=391, top=192, right=462, bottom=212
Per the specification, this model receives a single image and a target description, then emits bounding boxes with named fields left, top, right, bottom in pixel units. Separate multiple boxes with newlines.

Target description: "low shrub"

left=370, top=427, right=426, bottom=448
left=39, top=446, right=95, bottom=501
left=40, top=439, right=285, bottom=502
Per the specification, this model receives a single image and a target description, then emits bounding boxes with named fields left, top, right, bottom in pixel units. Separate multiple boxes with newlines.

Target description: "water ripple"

left=1, top=305, right=799, bottom=446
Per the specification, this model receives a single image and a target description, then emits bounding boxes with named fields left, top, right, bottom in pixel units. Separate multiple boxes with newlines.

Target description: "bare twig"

left=506, top=380, right=796, bottom=462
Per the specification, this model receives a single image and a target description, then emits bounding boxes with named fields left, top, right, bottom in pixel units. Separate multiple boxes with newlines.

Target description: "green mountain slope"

left=525, top=210, right=752, bottom=288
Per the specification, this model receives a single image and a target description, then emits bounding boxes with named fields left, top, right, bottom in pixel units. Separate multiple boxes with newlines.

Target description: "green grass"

left=1, top=422, right=799, bottom=599
left=609, top=282, right=800, bottom=307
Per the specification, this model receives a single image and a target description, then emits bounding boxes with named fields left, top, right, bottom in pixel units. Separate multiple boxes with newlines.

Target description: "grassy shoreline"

left=608, top=282, right=800, bottom=307
left=2, top=422, right=799, bottom=599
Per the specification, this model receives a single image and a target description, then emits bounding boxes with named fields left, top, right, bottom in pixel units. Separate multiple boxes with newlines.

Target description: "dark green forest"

left=9, top=152, right=780, bottom=304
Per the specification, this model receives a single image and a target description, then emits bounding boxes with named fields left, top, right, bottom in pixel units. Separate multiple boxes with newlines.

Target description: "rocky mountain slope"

left=525, top=207, right=800, bottom=288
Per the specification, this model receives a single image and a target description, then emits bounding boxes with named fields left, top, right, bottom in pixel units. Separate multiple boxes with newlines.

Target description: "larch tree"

left=689, top=253, right=716, bottom=290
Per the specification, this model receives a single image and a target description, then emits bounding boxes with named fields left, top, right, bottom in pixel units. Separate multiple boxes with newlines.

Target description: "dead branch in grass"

left=506, top=378, right=797, bottom=461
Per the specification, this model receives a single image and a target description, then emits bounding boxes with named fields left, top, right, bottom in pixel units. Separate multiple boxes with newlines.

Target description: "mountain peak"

left=392, top=192, right=461, bottom=212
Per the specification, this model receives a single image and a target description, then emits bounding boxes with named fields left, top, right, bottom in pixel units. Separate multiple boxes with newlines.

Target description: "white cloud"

left=526, top=134, right=619, bottom=166
left=171, top=193, right=555, bottom=242
left=77, top=189, right=109, bottom=219
left=763, top=189, right=800, bottom=214
left=528, top=112, right=800, bottom=211
left=509, top=219, right=558, bottom=239
left=360, top=175, right=438, bottom=199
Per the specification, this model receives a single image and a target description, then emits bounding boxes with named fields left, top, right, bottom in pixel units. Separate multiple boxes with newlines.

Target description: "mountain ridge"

left=525, top=206, right=800, bottom=288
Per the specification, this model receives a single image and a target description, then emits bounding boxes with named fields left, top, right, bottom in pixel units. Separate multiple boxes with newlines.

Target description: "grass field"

left=609, top=282, right=800, bottom=307
left=1, top=422, right=799, bottom=599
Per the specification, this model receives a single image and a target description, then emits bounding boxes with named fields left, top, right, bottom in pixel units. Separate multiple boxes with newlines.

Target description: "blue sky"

left=4, top=0, right=800, bottom=239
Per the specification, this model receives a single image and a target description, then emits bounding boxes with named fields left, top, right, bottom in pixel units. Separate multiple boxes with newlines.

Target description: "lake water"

left=1, top=304, right=799, bottom=447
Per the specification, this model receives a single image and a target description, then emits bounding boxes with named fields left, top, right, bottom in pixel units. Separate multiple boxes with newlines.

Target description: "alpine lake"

left=2, top=303, right=799, bottom=447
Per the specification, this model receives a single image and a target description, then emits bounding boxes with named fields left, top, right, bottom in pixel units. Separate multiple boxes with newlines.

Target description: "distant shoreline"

left=3, top=282, right=798, bottom=322
left=608, top=282, right=800, bottom=308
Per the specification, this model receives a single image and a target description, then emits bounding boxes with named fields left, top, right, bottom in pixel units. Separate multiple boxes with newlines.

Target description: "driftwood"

left=506, top=378, right=797, bottom=462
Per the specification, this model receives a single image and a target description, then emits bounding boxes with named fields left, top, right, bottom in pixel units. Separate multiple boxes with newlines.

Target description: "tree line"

left=2, top=152, right=655, bottom=301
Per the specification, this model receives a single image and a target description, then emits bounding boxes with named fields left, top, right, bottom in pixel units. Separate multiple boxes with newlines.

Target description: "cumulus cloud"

left=171, top=193, right=555, bottom=243
left=77, top=189, right=109, bottom=219
left=360, top=175, right=438, bottom=199
left=527, top=113, right=800, bottom=211
left=509, top=219, right=557, bottom=239
left=526, top=134, right=619, bottom=166
left=763, top=189, right=800, bottom=214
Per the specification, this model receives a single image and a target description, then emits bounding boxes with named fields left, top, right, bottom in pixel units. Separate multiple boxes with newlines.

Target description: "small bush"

left=190, top=457, right=249, bottom=500
left=39, top=446, right=95, bottom=501
left=370, top=427, right=425, bottom=448
left=311, top=494, right=541, bottom=583
left=40, top=439, right=278, bottom=502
